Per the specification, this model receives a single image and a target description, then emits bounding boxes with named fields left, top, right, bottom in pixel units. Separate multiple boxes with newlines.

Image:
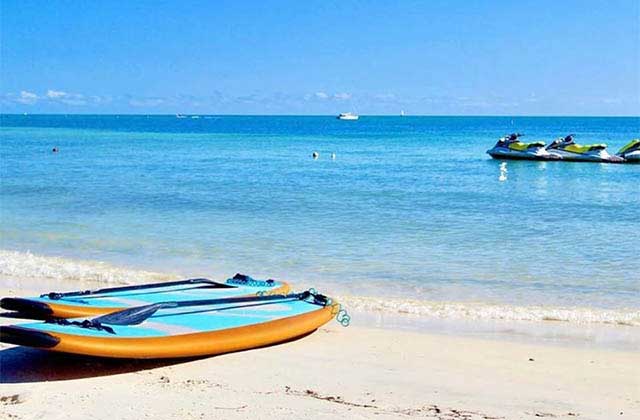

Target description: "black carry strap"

left=46, top=317, right=116, bottom=334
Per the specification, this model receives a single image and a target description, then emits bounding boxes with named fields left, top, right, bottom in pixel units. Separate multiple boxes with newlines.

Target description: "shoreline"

left=1, top=248, right=638, bottom=351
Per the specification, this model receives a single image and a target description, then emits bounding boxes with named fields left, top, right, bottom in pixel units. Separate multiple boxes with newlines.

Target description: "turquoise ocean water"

left=1, top=115, right=638, bottom=326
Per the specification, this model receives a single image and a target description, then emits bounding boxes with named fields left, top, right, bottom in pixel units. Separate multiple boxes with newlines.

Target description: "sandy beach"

left=1, top=280, right=638, bottom=420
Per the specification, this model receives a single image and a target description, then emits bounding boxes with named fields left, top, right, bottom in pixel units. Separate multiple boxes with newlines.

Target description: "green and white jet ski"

left=616, top=139, right=640, bottom=163
left=545, top=135, right=624, bottom=163
left=487, top=133, right=560, bottom=161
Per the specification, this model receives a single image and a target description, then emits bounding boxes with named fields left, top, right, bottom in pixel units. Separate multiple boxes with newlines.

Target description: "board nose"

left=0, top=325, right=61, bottom=348
left=0, top=297, right=54, bottom=317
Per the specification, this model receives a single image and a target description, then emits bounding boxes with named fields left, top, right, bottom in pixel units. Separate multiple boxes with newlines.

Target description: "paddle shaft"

left=41, top=278, right=229, bottom=299
left=168, top=292, right=305, bottom=308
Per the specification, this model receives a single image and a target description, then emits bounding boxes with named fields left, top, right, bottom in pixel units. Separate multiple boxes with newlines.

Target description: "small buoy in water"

left=331, top=153, right=336, bottom=160
left=312, top=151, right=319, bottom=159
left=52, top=147, right=59, bottom=153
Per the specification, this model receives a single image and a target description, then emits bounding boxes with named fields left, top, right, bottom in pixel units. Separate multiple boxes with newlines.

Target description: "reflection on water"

left=499, top=162, right=508, bottom=181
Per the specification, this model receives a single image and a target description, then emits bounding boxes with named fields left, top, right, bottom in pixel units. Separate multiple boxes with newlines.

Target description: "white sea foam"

left=338, top=295, right=640, bottom=327
left=0, top=250, right=174, bottom=286
left=1, top=250, right=637, bottom=327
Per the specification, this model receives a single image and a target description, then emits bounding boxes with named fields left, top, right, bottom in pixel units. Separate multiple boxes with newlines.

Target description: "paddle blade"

left=93, top=303, right=166, bottom=326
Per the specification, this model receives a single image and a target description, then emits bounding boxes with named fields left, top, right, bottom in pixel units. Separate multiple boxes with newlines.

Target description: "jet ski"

left=616, top=139, right=640, bottom=163
left=545, top=135, right=624, bottom=163
left=487, top=133, right=560, bottom=161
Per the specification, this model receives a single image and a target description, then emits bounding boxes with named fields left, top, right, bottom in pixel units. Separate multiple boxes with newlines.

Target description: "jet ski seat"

left=564, top=143, right=607, bottom=153
left=508, top=141, right=545, bottom=151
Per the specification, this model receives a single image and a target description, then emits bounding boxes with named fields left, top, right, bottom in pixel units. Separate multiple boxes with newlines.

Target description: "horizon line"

left=2, top=113, right=639, bottom=118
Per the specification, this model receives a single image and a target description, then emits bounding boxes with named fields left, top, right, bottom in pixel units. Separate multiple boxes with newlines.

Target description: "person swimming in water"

left=52, top=147, right=59, bottom=153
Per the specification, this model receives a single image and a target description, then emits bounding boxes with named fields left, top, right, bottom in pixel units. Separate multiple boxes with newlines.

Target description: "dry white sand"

left=0, top=269, right=638, bottom=420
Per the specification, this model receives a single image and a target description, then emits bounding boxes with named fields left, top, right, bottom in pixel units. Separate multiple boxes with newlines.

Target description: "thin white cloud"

left=89, top=95, right=112, bottom=104
left=333, top=92, right=352, bottom=100
left=307, top=91, right=353, bottom=101
left=373, top=93, right=396, bottom=101
left=17, top=90, right=38, bottom=104
left=129, top=97, right=165, bottom=107
left=46, top=89, right=88, bottom=106
left=47, top=89, right=67, bottom=99
left=60, top=96, right=87, bottom=106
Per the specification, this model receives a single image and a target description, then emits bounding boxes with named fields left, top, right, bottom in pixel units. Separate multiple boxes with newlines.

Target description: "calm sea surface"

left=1, top=115, right=638, bottom=319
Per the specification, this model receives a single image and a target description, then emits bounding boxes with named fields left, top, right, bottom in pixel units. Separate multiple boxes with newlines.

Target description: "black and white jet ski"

left=487, top=133, right=560, bottom=161
left=545, top=135, right=623, bottom=163
left=616, top=139, right=640, bottom=163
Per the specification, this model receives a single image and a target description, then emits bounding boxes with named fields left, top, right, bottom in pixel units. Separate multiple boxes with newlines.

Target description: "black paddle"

left=40, top=278, right=234, bottom=300
left=91, top=291, right=328, bottom=326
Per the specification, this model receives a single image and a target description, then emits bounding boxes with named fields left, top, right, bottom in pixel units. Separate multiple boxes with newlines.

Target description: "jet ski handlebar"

left=505, top=133, right=524, bottom=141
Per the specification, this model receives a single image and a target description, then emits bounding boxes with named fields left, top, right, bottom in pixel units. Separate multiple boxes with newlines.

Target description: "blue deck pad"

left=29, top=281, right=284, bottom=308
left=20, top=298, right=320, bottom=338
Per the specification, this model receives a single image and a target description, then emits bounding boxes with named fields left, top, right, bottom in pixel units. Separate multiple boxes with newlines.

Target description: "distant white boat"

left=190, top=115, right=200, bottom=119
left=176, top=114, right=187, bottom=119
left=337, top=112, right=359, bottom=120
left=400, top=110, right=405, bottom=117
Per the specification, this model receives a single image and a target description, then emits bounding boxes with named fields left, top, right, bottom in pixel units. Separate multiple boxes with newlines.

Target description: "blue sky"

left=1, top=0, right=638, bottom=115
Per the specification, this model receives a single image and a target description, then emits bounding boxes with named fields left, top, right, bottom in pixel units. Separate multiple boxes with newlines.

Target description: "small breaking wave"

left=338, top=295, right=640, bottom=327
left=1, top=250, right=637, bottom=327
left=0, top=250, right=174, bottom=285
